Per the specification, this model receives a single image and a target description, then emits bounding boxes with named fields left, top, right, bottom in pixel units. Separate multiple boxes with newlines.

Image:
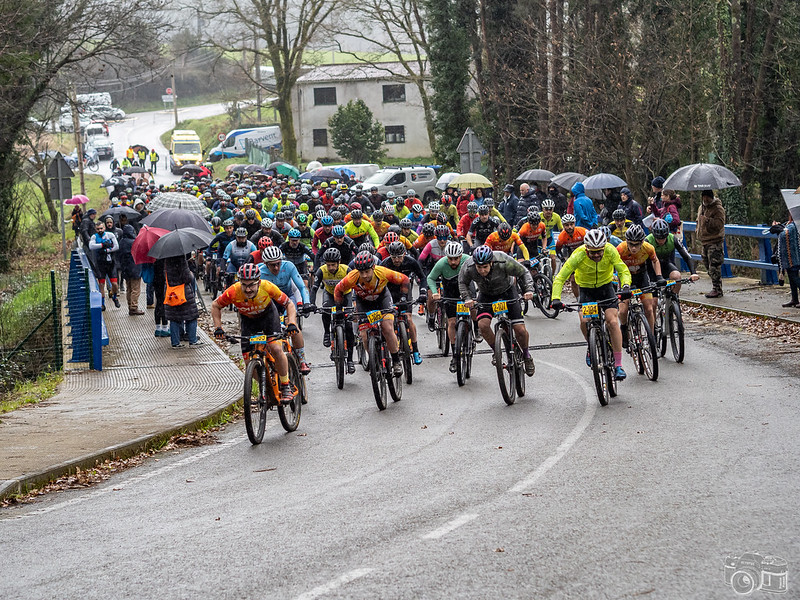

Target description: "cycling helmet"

left=388, top=240, right=406, bottom=256
left=311, top=191, right=320, bottom=199
left=484, top=198, right=494, bottom=208
left=422, top=223, right=435, bottom=237
left=478, top=205, right=490, bottom=215
left=412, top=204, right=423, bottom=213
left=262, top=218, right=274, bottom=229
left=467, top=202, right=478, bottom=215
left=386, top=191, right=395, bottom=200
left=444, top=241, right=463, bottom=258
left=384, top=204, right=395, bottom=214
left=299, top=202, right=309, bottom=212
left=262, top=246, right=283, bottom=263
left=541, top=198, right=555, bottom=210
left=612, top=208, right=627, bottom=221
left=472, top=245, right=494, bottom=265
left=210, top=217, right=222, bottom=227
left=257, top=236, right=273, bottom=250
left=372, top=211, right=384, bottom=221
left=331, top=210, right=343, bottom=221
left=359, top=242, right=376, bottom=254
left=321, top=215, right=334, bottom=226
left=238, top=263, right=261, bottom=280
left=388, top=224, right=401, bottom=234
left=498, top=222, right=512, bottom=240
left=296, top=213, right=308, bottom=224
left=245, top=209, right=257, bottom=219
left=222, top=219, right=234, bottom=227
left=235, top=227, right=248, bottom=237
left=406, top=188, right=416, bottom=198
left=300, top=186, right=309, bottom=195
left=354, top=251, right=377, bottom=271
left=651, top=218, right=670, bottom=238
left=322, top=247, right=341, bottom=263
left=435, top=224, right=450, bottom=240
left=288, top=228, right=301, bottom=239
left=583, top=228, right=607, bottom=250
left=436, top=212, right=448, bottom=224
left=316, top=209, right=327, bottom=221
left=247, top=192, right=257, bottom=201
left=383, top=231, right=400, bottom=245
left=625, top=224, right=646, bottom=242
left=320, top=182, right=328, bottom=189
left=350, top=202, right=362, bottom=211
left=599, top=225, right=612, bottom=240
left=350, top=209, right=363, bottom=220
left=332, top=225, right=345, bottom=237
left=275, top=211, right=285, bottom=220
left=527, top=211, right=541, bottom=225
left=561, top=213, right=576, bottom=225
left=400, top=218, right=412, bottom=229
left=429, top=201, right=441, bottom=212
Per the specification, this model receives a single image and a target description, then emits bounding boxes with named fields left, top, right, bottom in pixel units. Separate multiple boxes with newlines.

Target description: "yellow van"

left=169, top=130, right=203, bottom=173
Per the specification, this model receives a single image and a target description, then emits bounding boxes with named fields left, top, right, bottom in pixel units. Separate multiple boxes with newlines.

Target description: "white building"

left=292, top=62, right=432, bottom=162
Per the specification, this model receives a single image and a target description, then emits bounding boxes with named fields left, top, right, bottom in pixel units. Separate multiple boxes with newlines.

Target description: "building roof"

left=296, top=61, right=427, bottom=84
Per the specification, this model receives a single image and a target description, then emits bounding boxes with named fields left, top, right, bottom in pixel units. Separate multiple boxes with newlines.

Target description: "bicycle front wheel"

left=632, top=312, right=658, bottom=381
left=88, top=161, right=99, bottom=172
left=243, top=359, right=268, bottom=444
left=494, top=324, right=516, bottom=405
left=278, top=354, right=302, bottom=432
left=588, top=327, right=609, bottom=406
left=436, top=305, right=449, bottom=356
left=334, top=325, right=345, bottom=390
left=656, top=300, right=667, bottom=357
left=535, top=275, right=559, bottom=319
left=668, top=298, right=685, bottom=363
left=368, top=335, right=387, bottom=410
left=398, top=320, right=413, bottom=385
left=454, top=320, right=468, bottom=387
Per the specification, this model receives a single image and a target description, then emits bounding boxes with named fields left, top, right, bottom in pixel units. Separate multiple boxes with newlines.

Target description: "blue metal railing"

left=681, top=222, right=778, bottom=284
left=66, top=249, right=109, bottom=369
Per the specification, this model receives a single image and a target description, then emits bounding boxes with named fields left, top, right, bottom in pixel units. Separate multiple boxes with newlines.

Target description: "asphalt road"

left=1, top=307, right=798, bottom=599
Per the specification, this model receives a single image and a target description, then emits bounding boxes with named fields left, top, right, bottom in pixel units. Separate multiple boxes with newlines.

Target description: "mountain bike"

left=563, top=297, right=620, bottom=406
left=394, top=300, right=417, bottom=385
left=490, top=298, right=527, bottom=405
left=654, top=278, right=692, bottom=363
left=521, top=253, right=560, bottom=319
left=433, top=294, right=450, bottom=357
left=353, top=308, right=401, bottom=410
left=227, top=329, right=304, bottom=444
left=317, top=305, right=354, bottom=390
left=442, top=297, right=476, bottom=387
left=624, top=286, right=658, bottom=381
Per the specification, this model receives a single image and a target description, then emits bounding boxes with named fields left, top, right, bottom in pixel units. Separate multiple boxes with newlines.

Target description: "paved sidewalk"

left=0, top=295, right=243, bottom=500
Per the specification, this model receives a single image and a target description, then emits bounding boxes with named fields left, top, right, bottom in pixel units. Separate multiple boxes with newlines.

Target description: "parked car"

left=86, top=137, right=114, bottom=160
left=87, top=105, right=125, bottom=121
left=59, top=113, right=91, bottom=133
left=361, top=166, right=440, bottom=203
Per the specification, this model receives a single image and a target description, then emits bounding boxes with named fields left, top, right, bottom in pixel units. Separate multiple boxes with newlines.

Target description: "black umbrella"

left=100, top=206, right=142, bottom=221
left=147, top=228, right=214, bottom=259
left=130, top=144, right=149, bottom=154
left=243, top=164, right=265, bottom=174
left=308, top=168, right=342, bottom=180
left=179, top=164, right=204, bottom=174
left=101, top=175, right=130, bottom=187
left=662, top=163, right=742, bottom=191
left=141, top=208, right=211, bottom=231
left=123, top=166, right=148, bottom=175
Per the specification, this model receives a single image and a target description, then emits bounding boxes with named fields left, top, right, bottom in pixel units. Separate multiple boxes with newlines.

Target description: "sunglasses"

left=586, top=249, right=604, bottom=256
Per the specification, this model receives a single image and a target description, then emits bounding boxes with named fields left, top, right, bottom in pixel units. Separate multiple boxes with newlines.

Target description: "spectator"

left=618, top=187, right=644, bottom=226
left=647, top=176, right=665, bottom=213
left=70, top=205, right=83, bottom=239
left=499, top=184, right=518, bottom=223
left=118, top=224, right=144, bottom=315
left=696, top=189, right=726, bottom=298
left=571, top=182, right=597, bottom=229
left=79, top=208, right=97, bottom=249
left=547, top=184, right=568, bottom=215
left=602, top=188, right=621, bottom=217
left=149, top=149, right=159, bottom=174
left=152, top=258, right=169, bottom=336
left=163, top=255, right=201, bottom=347
left=652, top=189, right=682, bottom=235
left=771, top=215, right=800, bottom=307
left=515, top=183, right=540, bottom=223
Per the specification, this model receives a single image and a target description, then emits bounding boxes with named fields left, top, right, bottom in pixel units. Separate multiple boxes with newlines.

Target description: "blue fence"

left=681, top=222, right=778, bottom=284
left=66, top=249, right=109, bottom=369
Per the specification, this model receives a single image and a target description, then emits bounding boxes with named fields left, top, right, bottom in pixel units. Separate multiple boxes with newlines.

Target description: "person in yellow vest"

left=137, top=148, right=147, bottom=168
left=126, top=146, right=135, bottom=162
left=121, top=156, right=132, bottom=169
left=149, top=149, right=159, bottom=174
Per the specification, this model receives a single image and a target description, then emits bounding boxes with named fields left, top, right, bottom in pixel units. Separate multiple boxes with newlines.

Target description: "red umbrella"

left=131, top=225, right=170, bottom=264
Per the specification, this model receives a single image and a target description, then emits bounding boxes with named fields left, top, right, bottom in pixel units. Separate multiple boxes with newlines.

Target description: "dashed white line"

left=294, top=568, right=374, bottom=600
left=422, top=513, right=479, bottom=540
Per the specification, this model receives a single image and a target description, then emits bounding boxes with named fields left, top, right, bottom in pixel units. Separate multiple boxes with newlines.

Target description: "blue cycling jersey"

left=258, top=260, right=310, bottom=304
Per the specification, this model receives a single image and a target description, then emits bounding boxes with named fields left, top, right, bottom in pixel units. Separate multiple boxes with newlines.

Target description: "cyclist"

left=310, top=247, right=356, bottom=374
left=540, top=199, right=563, bottom=274
left=466, top=205, right=500, bottom=250
left=616, top=224, right=664, bottom=341
left=372, top=210, right=390, bottom=239
left=457, top=202, right=479, bottom=243
left=555, top=213, right=587, bottom=299
left=458, top=245, right=536, bottom=376
left=295, top=213, right=315, bottom=250
left=315, top=224, right=358, bottom=269
left=249, top=236, right=273, bottom=264
left=550, top=229, right=632, bottom=380
left=224, top=227, right=257, bottom=279
left=344, top=209, right=380, bottom=247
left=334, top=251, right=410, bottom=377
left=609, top=208, right=631, bottom=240
left=212, top=264, right=297, bottom=404
left=312, top=214, right=334, bottom=255
left=413, top=222, right=437, bottom=253
left=427, top=241, right=469, bottom=372
left=399, top=218, right=419, bottom=245
left=645, top=218, right=699, bottom=295
left=517, top=210, right=547, bottom=258
left=381, top=240, right=427, bottom=364
left=259, top=246, right=312, bottom=374
left=419, top=224, right=453, bottom=273
left=281, top=228, right=315, bottom=288
left=485, top=222, right=530, bottom=260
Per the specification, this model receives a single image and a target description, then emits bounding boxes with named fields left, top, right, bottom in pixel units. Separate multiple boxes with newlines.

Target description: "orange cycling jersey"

left=518, top=222, right=546, bottom=244
left=485, top=231, right=524, bottom=255
left=334, top=265, right=408, bottom=303
left=556, top=227, right=587, bottom=253
left=413, top=234, right=434, bottom=250
left=215, top=280, right=288, bottom=317
left=616, top=241, right=657, bottom=274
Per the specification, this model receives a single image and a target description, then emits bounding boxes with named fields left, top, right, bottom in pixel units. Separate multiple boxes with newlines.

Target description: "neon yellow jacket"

left=551, top=243, right=631, bottom=300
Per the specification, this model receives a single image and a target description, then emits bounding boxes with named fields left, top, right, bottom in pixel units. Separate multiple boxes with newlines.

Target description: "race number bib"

left=492, top=301, right=508, bottom=314
left=580, top=303, right=599, bottom=318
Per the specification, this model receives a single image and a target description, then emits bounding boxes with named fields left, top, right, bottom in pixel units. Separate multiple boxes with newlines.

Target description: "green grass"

left=0, top=371, right=62, bottom=416
left=0, top=277, right=54, bottom=342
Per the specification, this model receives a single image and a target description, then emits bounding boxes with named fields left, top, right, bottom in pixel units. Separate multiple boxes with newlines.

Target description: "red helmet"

left=257, top=236, right=273, bottom=250
left=354, top=250, right=377, bottom=271
left=383, top=231, right=399, bottom=245
left=238, top=263, right=261, bottom=281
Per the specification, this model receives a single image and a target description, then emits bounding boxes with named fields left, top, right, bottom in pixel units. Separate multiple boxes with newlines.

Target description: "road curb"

left=0, top=396, right=242, bottom=502
left=683, top=299, right=800, bottom=326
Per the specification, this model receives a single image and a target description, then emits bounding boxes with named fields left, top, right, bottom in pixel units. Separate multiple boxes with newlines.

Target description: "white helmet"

left=584, top=228, right=607, bottom=250
left=444, top=241, right=463, bottom=258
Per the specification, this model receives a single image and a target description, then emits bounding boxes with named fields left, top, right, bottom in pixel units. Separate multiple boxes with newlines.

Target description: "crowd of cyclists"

left=98, top=169, right=700, bottom=405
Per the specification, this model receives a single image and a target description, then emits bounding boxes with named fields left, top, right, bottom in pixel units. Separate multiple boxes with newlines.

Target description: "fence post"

left=85, top=268, right=94, bottom=370
left=50, top=270, right=63, bottom=371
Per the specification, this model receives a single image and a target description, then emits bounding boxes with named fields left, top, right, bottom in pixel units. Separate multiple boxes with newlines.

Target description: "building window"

left=383, top=84, right=406, bottom=103
left=314, top=87, right=337, bottom=106
left=385, top=125, right=405, bottom=144
left=313, top=129, right=328, bottom=147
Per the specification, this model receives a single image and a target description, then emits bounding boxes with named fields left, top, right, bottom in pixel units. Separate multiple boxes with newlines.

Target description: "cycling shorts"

left=355, top=288, right=394, bottom=321
left=578, top=282, right=618, bottom=310
left=630, top=272, right=653, bottom=298
left=476, top=285, right=523, bottom=324
left=323, top=289, right=352, bottom=308
left=95, top=260, right=117, bottom=281
left=659, top=260, right=680, bottom=276
left=239, top=303, right=281, bottom=354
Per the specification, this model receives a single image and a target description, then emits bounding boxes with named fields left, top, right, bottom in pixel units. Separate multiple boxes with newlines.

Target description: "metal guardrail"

left=66, top=249, right=109, bottom=369
left=681, top=222, right=778, bottom=285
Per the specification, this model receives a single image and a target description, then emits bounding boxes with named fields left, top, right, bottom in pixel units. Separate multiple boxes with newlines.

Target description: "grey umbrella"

left=147, top=228, right=214, bottom=259
left=517, top=168, right=556, bottom=182
left=100, top=206, right=141, bottom=222
left=123, top=166, right=148, bottom=175
left=148, top=192, right=210, bottom=216
left=662, top=163, right=742, bottom=191
left=582, top=173, right=627, bottom=190
left=141, top=208, right=211, bottom=231
left=101, top=175, right=131, bottom=187
left=549, top=172, right=586, bottom=190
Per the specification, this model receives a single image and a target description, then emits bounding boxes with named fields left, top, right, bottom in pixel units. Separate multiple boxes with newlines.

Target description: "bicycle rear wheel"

left=628, top=315, right=644, bottom=375
left=454, top=320, right=468, bottom=387
left=588, top=327, right=609, bottom=406
left=278, top=354, right=302, bottom=432
left=436, top=305, right=449, bottom=356
left=668, top=298, right=685, bottom=363
left=334, top=325, right=345, bottom=390
left=535, top=274, right=559, bottom=319
left=636, top=313, right=659, bottom=381
left=605, top=332, right=618, bottom=398
left=494, top=324, right=516, bottom=405
left=656, top=299, right=667, bottom=357
left=398, top=320, right=413, bottom=385
left=243, top=359, right=268, bottom=444
left=368, top=335, right=387, bottom=410
left=514, top=342, right=526, bottom=398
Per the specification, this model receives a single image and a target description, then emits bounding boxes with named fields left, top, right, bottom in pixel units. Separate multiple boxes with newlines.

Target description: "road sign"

left=49, top=178, right=72, bottom=201
left=46, top=152, right=74, bottom=179
left=166, top=87, right=173, bottom=95
left=456, top=128, right=484, bottom=173
left=218, top=133, right=226, bottom=142
left=162, top=95, right=174, bottom=103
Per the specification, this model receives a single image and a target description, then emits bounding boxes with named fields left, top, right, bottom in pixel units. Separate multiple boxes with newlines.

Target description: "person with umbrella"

left=118, top=223, right=144, bottom=315
left=546, top=184, right=568, bottom=215
left=618, top=187, right=644, bottom=226
left=697, top=189, right=726, bottom=298
left=163, top=255, right=200, bottom=347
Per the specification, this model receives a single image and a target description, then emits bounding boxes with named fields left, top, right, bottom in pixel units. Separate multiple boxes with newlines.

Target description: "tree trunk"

left=276, top=89, right=298, bottom=165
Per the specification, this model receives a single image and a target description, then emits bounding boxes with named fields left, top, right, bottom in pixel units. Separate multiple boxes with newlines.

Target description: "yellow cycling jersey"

left=541, top=212, right=562, bottom=239
left=343, top=220, right=379, bottom=246
left=319, top=264, right=350, bottom=295
left=551, top=243, right=631, bottom=300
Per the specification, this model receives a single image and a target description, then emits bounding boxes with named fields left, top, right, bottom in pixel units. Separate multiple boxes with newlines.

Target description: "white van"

left=361, top=166, right=439, bottom=202
left=208, top=126, right=282, bottom=161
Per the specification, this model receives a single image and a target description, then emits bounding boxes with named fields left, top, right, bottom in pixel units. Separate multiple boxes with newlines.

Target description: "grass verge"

left=0, top=371, right=63, bottom=417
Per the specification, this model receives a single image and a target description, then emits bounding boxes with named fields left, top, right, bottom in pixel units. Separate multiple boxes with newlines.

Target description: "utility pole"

left=69, top=85, right=86, bottom=195
left=255, top=35, right=262, bottom=122
left=171, top=72, right=179, bottom=128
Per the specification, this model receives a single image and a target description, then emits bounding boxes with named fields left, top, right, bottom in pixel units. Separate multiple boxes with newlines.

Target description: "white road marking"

left=294, top=568, right=374, bottom=600
left=422, top=513, right=480, bottom=540
left=507, top=359, right=597, bottom=494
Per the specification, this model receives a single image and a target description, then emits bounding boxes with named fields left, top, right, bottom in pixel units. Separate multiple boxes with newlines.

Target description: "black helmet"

left=478, top=205, right=490, bottom=215
left=498, top=222, right=512, bottom=240
left=612, top=208, right=626, bottom=221
left=651, top=219, right=670, bottom=238
left=388, top=240, right=406, bottom=256
left=322, top=247, right=341, bottom=263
